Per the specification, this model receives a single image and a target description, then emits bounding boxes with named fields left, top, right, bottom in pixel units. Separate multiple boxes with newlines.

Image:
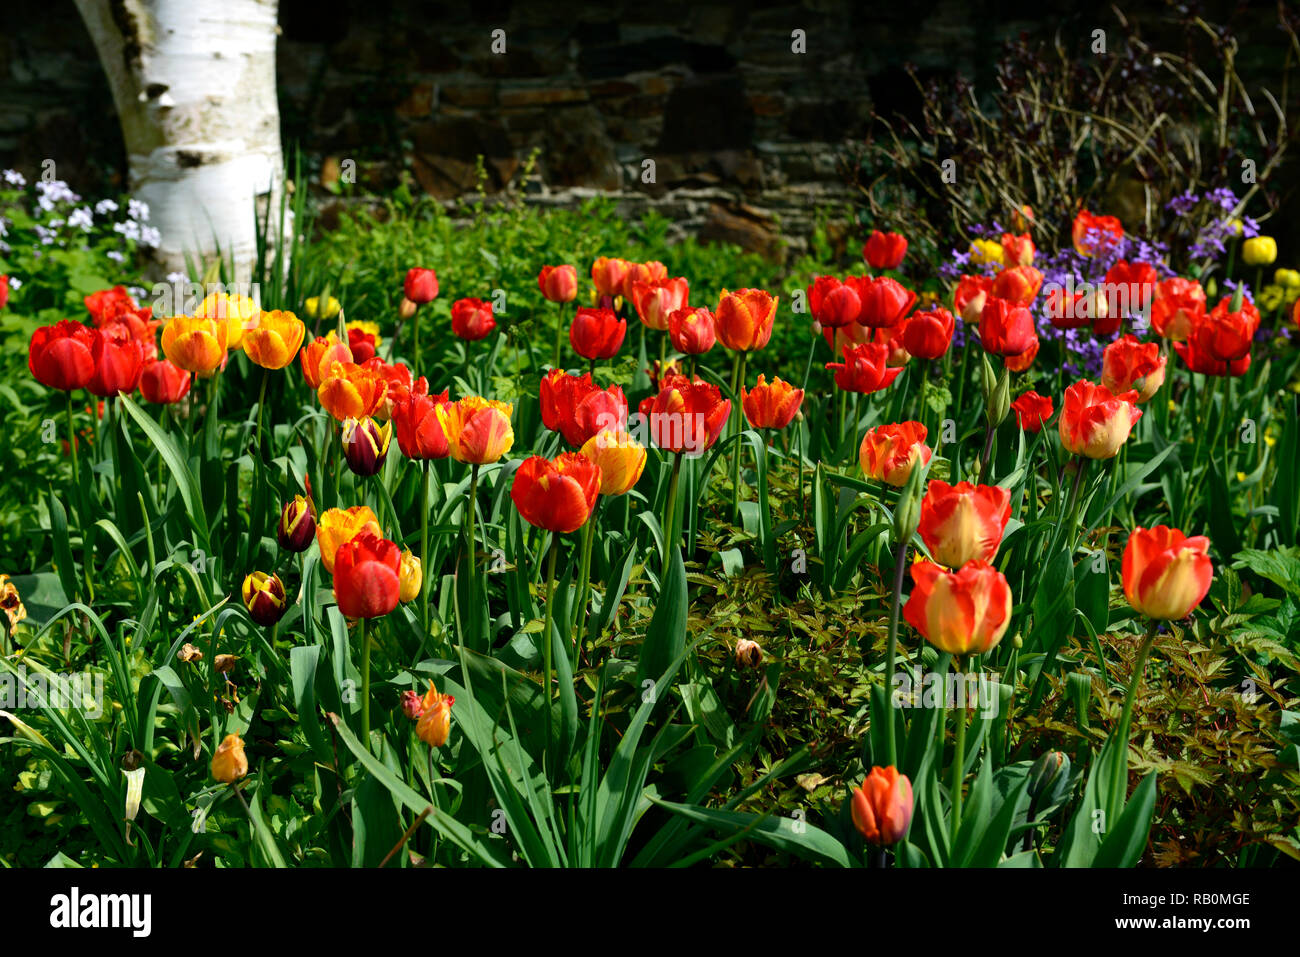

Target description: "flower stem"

left=1111, top=619, right=1159, bottom=813
left=540, top=537, right=559, bottom=770
left=419, top=459, right=430, bottom=634
left=360, top=616, right=371, bottom=748
left=730, top=351, right=747, bottom=523
left=466, top=463, right=480, bottom=636
left=664, top=451, right=684, bottom=553
left=950, top=656, right=968, bottom=843
left=884, top=540, right=908, bottom=767
left=574, top=504, right=599, bottom=668
left=65, top=392, right=93, bottom=603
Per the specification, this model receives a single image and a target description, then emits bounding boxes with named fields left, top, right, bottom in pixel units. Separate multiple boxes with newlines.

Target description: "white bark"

left=74, top=0, right=285, bottom=284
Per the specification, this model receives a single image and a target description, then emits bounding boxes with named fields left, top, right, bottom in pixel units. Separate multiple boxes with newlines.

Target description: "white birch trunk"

left=73, top=0, right=285, bottom=285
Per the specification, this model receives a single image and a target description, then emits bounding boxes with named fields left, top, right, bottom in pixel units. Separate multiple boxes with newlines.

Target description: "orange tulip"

left=1150, top=277, right=1206, bottom=342
left=1000, top=232, right=1035, bottom=267
left=318, top=361, right=388, bottom=421
left=917, top=480, right=1011, bottom=568
left=859, top=421, right=931, bottom=487
left=436, top=395, right=514, bottom=464
left=414, top=681, right=455, bottom=747
left=643, top=375, right=731, bottom=455
left=161, top=314, right=228, bottom=377
left=538, top=264, right=578, bottom=303
left=715, top=288, right=778, bottom=352
left=1122, top=525, right=1212, bottom=620
left=579, top=428, right=647, bottom=495
left=990, top=265, right=1044, bottom=306
left=1003, top=333, right=1039, bottom=372
left=1102, top=335, right=1166, bottom=402
left=211, top=733, right=249, bottom=783
left=850, top=766, right=913, bottom=846
left=1058, top=380, right=1142, bottom=459
left=741, top=374, right=803, bottom=430
left=316, top=505, right=382, bottom=573
left=620, top=260, right=667, bottom=301
left=591, top=257, right=631, bottom=298
left=242, top=309, right=306, bottom=369
left=510, top=452, right=601, bottom=533
left=903, top=559, right=1011, bottom=655
left=300, top=333, right=353, bottom=389
left=631, top=276, right=689, bottom=332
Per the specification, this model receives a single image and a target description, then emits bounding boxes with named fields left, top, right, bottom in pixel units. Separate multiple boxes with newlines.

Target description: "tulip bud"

left=342, top=416, right=392, bottom=477
left=735, top=639, right=763, bottom=669
left=1229, top=283, right=1244, bottom=315
left=242, top=572, right=288, bottom=626
left=1027, top=750, right=1071, bottom=809
left=277, top=495, right=316, bottom=552
left=989, top=364, right=1011, bottom=428
left=400, top=689, right=425, bottom=719
left=893, top=459, right=925, bottom=544
left=211, top=733, right=249, bottom=784
left=399, top=297, right=418, bottom=321
left=399, top=549, right=422, bottom=603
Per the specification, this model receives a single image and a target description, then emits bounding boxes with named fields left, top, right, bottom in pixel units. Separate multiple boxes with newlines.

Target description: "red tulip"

left=510, top=452, right=601, bottom=533
left=1150, top=277, right=1206, bottom=342
left=347, top=325, right=379, bottom=363
left=1102, top=260, right=1158, bottom=318
left=1072, top=209, right=1123, bottom=257
left=1059, top=380, right=1142, bottom=459
left=1010, top=391, right=1053, bottom=432
left=29, top=320, right=96, bottom=391
left=138, top=359, right=192, bottom=405
left=1003, top=333, right=1039, bottom=373
left=538, top=265, right=578, bottom=303
left=900, top=307, right=954, bottom=360
left=1121, top=525, right=1213, bottom=621
left=1198, top=295, right=1260, bottom=363
left=392, top=380, right=451, bottom=459
left=953, top=274, right=992, bottom=324
left=863, top=231, right=908, bottom=270
left=825, top=342, right=904, bottom=394
left=1173, top=322, right=1251, bottom=377
left=540, top=369, right=628, bottom=447
left=857, top=276, right=915, bottom=328
left=570, top=307, right=626, bottom=360
left=715, top=288, right=778, bottom=351
left=404, top=268, right=439, bottom=304
left=978, top=298, right=1036, bottom=357
left=644, top=375, right=731, bottom=455
left=807, top=276, right=863, bottom=329
left=0, top=274, right=9, bottom=310
left=1045, top=285, right=1106, bottom=331
left=332, top=532, right=402, bottom=619
left=1101, top=335, right=1166, bottom=402
left=450, top=297, right=497, bottom=341
left=668, top=306, right=716, bottom=355
left=87, top=322, right=145, bottom=397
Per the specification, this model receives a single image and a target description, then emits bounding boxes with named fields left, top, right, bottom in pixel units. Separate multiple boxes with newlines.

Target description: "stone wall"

left=1, top=0, right=1295, bottom=262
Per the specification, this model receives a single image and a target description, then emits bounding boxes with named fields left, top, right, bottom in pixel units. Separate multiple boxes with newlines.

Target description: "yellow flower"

left=242, top=309, right=306, bottom=369
left=194, top=293, right=261, bottom=349
left=161, top=314, right=228, bottom=377
left=1259, top=285, right=1285, bottom=312
left=1242, top=236, right=1277, bottom=266
left=970, top=239, right=1004, bottom=267
left=398, top=550, right=422, bottom=603
left=346, top=320, right=382, bottom=347
left=0, top=574, right=27, bottom=631
left=1274, top=268, right=1300, bottom=289
left=316, top=505, right=381, bottom=573
left=305, top=295, right=341, bottom=320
